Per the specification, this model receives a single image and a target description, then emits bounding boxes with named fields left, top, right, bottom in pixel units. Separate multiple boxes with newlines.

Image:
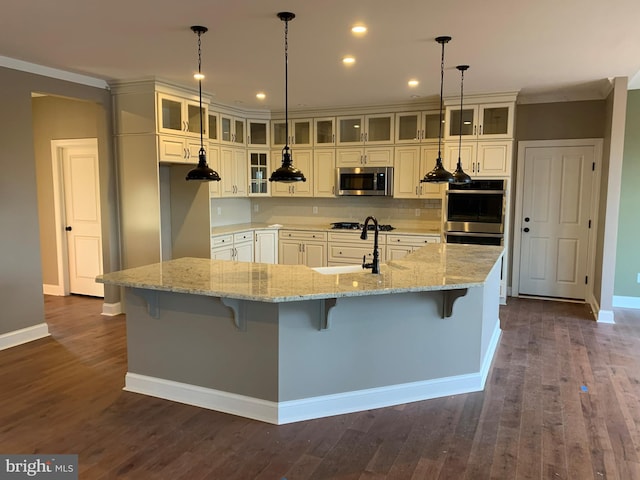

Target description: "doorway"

left=51, top=139, right=104, bottom=297
left=512, top=139, right=602, bottom=300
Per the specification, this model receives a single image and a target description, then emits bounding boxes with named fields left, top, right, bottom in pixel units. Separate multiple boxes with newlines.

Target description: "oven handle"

left=446, top=190, right=505, bottom=195
left=446, top=231, right=504, bottom=238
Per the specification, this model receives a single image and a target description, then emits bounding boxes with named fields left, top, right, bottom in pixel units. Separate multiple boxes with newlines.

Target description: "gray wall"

left=615, top=90, right=640, bottom=298
left=0, top=66, right=119, bottom=336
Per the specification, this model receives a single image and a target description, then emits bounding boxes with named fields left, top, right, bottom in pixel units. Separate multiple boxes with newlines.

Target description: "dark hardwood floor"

left=2, top=295, right=640, bottom=479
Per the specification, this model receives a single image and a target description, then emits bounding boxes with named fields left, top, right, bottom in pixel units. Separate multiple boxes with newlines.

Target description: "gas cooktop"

left=330, top=222, right=395, bottom=231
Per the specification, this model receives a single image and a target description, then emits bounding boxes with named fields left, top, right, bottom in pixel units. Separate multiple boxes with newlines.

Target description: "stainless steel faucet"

left=360, top=216, right=380, bottom=274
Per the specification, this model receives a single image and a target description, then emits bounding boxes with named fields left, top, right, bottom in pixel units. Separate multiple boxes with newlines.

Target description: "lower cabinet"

left=278, top=230, right=327, bottom=267
left=255, top=229, right=278, bottom=264
left=327, top=231, right=386, bottom=266
left=210, top=231, right=254, bottom=261
left=385, top=234, right=441, bottom=261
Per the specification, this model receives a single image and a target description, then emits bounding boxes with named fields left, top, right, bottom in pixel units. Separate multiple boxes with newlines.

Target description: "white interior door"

left=518, top=145, right=594, bottom=299
left=62, top=143, right=104, bottom=297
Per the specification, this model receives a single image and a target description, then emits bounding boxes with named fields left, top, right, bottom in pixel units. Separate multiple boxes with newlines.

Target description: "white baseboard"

left=102, top=302, right=123, bottom=316
left=598, top=310, right=615, bottom=324
left=480, top=323, right=502, bottom=387
left=42, top=284, right=65, bottom=296
left=125, top=365, right=493, bottom=425
left=0, top=323, right=50, bottom=351
left=613, top=295, right=640, bottom=310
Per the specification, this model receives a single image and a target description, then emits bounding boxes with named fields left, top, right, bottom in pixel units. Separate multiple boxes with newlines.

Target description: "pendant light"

left=452, top=65, right=472, bottom=184
left=269, top=12, right=306, bottom=183
left=421, top=36, right=454, bottom=184
left=186, top=25, right=221, bottom=182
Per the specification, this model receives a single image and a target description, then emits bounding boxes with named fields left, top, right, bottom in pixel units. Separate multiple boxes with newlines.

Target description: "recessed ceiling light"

left=408, top=79, right=419, bottom=87
left=256, top=92, right=266, bottom=100
left=351, top=25, right=367, bottom=35
left=342, top=56, right=356, bottom=65
left=194, top=73, right=205, bottom=80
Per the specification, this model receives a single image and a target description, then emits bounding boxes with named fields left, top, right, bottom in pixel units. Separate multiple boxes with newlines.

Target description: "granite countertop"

left=211, top=222, right=441, bottom=236
left=97, top=244, right=503, bottom=303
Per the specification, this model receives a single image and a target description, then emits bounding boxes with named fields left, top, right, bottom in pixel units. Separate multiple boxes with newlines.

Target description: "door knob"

left=523, top=227, right=530, bottom=232
left=65, top=226, right=72, bottom=231
left=524, top=217, right=530, bottom=222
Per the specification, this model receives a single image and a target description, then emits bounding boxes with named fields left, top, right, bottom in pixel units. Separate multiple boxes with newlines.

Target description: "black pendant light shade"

left=421, top=36, right=454, bottom=184
left=269, top=12, right=306, bottom=183
left=452, top=65, right=472, bottom=185
left=186, top=25, right=221, bottom=182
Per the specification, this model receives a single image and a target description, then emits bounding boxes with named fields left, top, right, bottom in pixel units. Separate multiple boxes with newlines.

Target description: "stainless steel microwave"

left=336, top=167, right=394, bottom=196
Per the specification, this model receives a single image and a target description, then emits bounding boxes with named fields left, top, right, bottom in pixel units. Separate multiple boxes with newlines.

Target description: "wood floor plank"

left=1, top=295, right=640, bottom=479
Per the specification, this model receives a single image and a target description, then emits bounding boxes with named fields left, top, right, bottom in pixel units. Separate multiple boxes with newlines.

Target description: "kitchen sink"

left=312, top=265, right=365, bottom=275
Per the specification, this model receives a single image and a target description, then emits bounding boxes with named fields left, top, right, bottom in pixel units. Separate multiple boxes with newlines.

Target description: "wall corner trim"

left=0, top=323, right=50, bottom=351
left=0, top=55, right=108, bottom=89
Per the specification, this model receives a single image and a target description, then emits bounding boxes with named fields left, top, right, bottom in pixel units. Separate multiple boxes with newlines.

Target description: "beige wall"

left=0, top=66, right=118, bottom=336
left=32, top=96, right=103, bottom=286
left=515, top=100, right=606, bottom=141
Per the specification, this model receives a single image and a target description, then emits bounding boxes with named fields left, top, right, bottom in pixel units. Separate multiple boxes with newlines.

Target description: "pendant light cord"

left=437, top=39, right=445, bottom=160
left=458, top=68, right=464, bottom=164
left=284, top=16, right=290, bottom=156
left=197, top=30, right=204, bottom=156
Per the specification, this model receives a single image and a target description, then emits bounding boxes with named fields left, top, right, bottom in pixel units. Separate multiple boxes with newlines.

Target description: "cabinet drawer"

left=386, top=234, right=440, bottom=246
left=211, top=234, right=233, bottom=247
left=327, top=231, right=386, bottom=244
left=279, top=230, right=327, bottom=241
left=328, top=244, right=385, bottom=263
left=233, top=231, right=253, bottom=243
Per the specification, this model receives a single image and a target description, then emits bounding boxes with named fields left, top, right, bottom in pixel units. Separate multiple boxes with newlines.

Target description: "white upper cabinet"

left=394, top=111, right=443, bottom=144
left=157, top=93, right=207, bottom=138
left=393, top=145, right=443, bottom=199
left=270, top=149, right=313, bottom=197
left=247, top=119, right=270, bottom=147
left=220, top=114, right=246, bottom=145
left=445, top=102, right=514, bottom=141
left=271, top=118, right=313, bottom=147
left=207, top=112, right=219, bottom=143
left=444, top=141, right=512, bottom=177
left=337, top=113, right=394, bottom=146
left=248, top=150, right=270, bottom=196
left=314, top=117, right=336, bottom=146
left=313, top=149, right=336, bottom=197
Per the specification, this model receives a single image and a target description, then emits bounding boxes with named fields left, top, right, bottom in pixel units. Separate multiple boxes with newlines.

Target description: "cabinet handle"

left=332, top=134, right=335, bottom=143
left=364, top=154, right=367, bottom=164
left=332, top=185, right=335, bottom=194
left=365, top=132, right=368, bottom=142
left=416, top=186, right=418, bottom=195
left=477, top=162, right=480, bottom=173
left=473, top=125, right=477, bottom=136
left=421, top=129, right=425, bottom=140
left=479, top=125, right=483, bottom=136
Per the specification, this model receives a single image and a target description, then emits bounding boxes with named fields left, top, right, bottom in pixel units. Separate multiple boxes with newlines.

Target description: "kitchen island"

left=97, top=243, right=503, bottom=424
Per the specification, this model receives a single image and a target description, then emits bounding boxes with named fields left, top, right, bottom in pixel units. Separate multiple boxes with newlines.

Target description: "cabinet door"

left=255, top=230, right=278, bottom=264
left=208, top=146, right=221, bottom=197
left=476, top=141, right=512, bottom=176
left=291, top=149, right=313, bottom=196
left=279, top=240, right=301, bottom=265
left=445, top=106, right=478, bottom=140
left=314, top=117, right=336, bottom=146
left=393, top=146, right=420, bottom=198
left=249, top=151, right=269, bottom=195
left=365, top=114, right=394, bottom=144
left=478, top=103, right=513, bottom=139
left=386, top=245, right=413, bottom=261
left=337, top=116, right=364, bottom=145
left=419, top=146, right=443, bottom=198
left=247, top=120, right=269, bottom=147
left=157, top=94, right=185, bottom=135
left=336, top=148, right=363, bottom=167
left=395, top=113, right=420, bottom=144
left=422, top=111, right=444, bottom=142
left=234, top=148, right=248, bottom=196
left=185, top=101, right=207, bottom=137
left=186, top=140, right=205, bottom=165
left=211, top=246, right=233, bottom=260
left=444, top=142, right=475, bottom=173
left=208, top=112, right=219, bottom=143
left=313, top=149, right=336, bottom=197
left=303, top=241, right=326, bottom=268
left=292, top=119, right=312, bottom=147
left=364, top=147, right=393, bottom=166
left=235, top=241, right=254, bottom=262
left=158, top=135, right=187, bottom=163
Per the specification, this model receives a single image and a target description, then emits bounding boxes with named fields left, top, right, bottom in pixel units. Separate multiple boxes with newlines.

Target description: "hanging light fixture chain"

left=197, top=29, right=204, bottom=153
left=458, top=67, right=464, bottom=158
left=437, top=39, right=446, bottom=159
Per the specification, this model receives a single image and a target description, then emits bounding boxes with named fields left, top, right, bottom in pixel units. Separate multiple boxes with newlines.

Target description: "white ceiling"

left=3, top=0, right=640, bottom=110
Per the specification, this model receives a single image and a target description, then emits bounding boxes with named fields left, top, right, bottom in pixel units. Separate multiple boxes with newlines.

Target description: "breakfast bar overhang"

left=97, top=244, right=504, bottom=425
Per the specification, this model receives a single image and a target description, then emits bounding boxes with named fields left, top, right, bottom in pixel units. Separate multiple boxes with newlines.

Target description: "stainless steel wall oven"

left=445, top=179, right=506, bottom=246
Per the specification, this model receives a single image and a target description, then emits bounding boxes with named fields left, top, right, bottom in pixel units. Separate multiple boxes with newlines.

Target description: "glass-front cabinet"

left=247, top=120, right=269, bottom=147
left=314, top=117, right=336, bottom=146
left=337, top=114, right=394, bottom=145
left=220, top=114, right=246, bottom=145
left=208, top=112, right=218, bottom=142
left=249, top=151, right=269, bottom=195
left=445, top=103, right=514, bottom=140
left=395, top=111, right=443, bottom=144
left=157, top=93, right=207, bottom=137
left=271, top=118, right=312, bottom=147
